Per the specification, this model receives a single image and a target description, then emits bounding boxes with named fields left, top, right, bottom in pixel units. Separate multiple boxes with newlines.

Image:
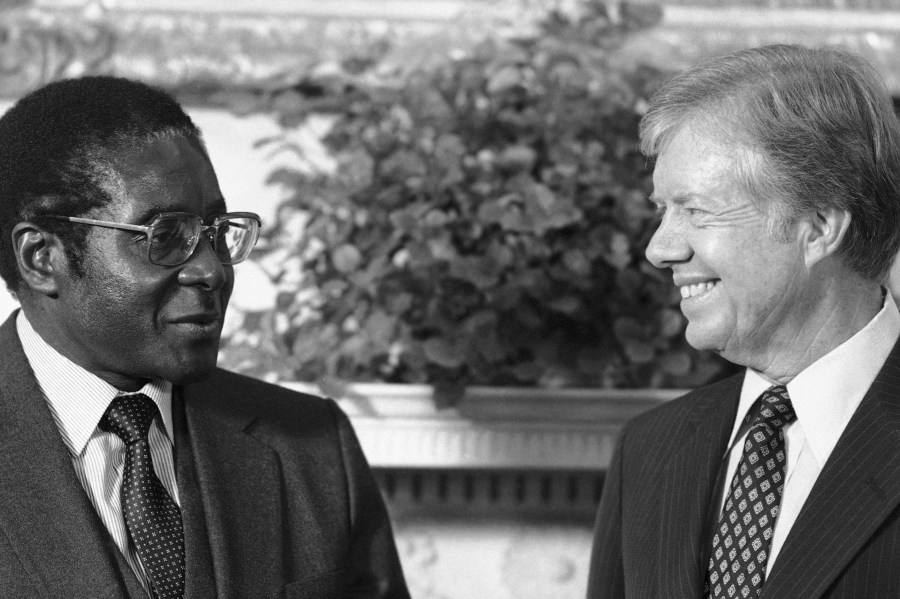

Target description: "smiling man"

left=588, top=45, right=900, bottom=599
left=0, top=77, right=409, bottom=598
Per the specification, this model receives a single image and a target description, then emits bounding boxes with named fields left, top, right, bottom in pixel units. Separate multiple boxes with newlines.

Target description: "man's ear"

left=11, top=221, right=64, bottom=297
left=801, top=207, right=851, bottom=269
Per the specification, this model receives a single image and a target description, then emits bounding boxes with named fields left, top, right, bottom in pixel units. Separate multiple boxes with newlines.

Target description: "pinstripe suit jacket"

left=588, top=338, right=900, bottom=599
left=0, top=313, right=409, bottom=599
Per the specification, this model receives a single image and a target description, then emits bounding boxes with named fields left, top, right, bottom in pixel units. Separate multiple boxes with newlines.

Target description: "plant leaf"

left=422, top=337, right=466, bottom=368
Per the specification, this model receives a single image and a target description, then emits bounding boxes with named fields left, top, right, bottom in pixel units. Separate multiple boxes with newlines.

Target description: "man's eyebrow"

left=133, top=203, right=184, bottom=223
left=132, top=199, right=229, bottom=224
left=647, top=193, right=697, bottom=206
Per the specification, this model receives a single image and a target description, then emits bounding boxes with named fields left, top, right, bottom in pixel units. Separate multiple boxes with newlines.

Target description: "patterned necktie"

left=705, top=385, right=796, bottom=599
left=100, top=394, right=185, bottom=599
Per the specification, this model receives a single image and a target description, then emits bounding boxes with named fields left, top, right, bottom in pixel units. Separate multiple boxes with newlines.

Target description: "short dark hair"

left=0, top=75, right=201, bottom=290
left=640, top=44, right=900, bottom=282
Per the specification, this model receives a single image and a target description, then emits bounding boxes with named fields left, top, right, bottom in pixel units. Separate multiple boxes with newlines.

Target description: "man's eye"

left=151, top=219, right=192, bottom=248
left=152, top=226, right=180, bottom=246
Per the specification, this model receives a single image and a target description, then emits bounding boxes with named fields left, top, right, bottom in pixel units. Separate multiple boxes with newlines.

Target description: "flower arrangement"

left=219, top=1, right=735, bottom=402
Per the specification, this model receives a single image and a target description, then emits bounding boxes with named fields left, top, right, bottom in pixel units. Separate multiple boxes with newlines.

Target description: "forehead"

left=102, top=135, right=225, bottom=219
left=650, top=123, right=766, bottom=215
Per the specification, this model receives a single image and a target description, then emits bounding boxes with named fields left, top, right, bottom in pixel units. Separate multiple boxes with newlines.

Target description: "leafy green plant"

left=219, top=1, right=734, bottom=399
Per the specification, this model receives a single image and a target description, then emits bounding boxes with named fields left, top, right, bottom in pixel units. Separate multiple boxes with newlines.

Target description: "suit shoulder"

left=625, top=372, right=743, bottom=434
left=187, top=368, right=338, bottom=424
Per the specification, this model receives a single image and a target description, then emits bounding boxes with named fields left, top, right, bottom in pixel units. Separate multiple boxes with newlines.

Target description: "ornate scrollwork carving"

left=0, top=7, right=115, bottom=97
left=2, top=3, right=899, bottom=108
left=501, top=527, right=592, bottom=599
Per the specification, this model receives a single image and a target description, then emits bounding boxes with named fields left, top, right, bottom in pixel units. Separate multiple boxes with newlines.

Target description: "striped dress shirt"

left=16, top=311, right=180, bottom=596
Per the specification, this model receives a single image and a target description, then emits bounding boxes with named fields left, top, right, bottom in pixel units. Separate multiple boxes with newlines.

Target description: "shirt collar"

left=16, top=310, right=173, bottom=457
left=733, top=291, right=900, bottom=467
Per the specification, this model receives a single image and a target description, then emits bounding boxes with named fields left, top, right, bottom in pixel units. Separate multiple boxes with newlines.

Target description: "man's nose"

left=645, top=213, right=692, bottom=268
left=177, top=235, right=228, bottom=290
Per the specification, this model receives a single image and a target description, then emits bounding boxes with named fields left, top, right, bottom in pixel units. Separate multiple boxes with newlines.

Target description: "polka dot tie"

left=100, top=394, right=185, bottom=599
left=705, top=385, right=796, bottom=599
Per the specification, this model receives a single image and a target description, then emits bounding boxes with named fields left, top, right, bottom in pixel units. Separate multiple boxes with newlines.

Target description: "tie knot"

left=751, top=385, right=796, bottom=432
left=99, top=393, right=158, bottom=445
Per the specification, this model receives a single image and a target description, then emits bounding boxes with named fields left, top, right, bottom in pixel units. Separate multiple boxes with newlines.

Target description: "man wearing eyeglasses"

left=0, top=76, right=409, bottom=599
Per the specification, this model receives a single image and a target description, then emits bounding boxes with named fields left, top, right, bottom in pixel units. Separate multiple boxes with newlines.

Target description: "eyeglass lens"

left=217, top=217, right=257, bottom=264
left=148, top=215, right=258, bottom=266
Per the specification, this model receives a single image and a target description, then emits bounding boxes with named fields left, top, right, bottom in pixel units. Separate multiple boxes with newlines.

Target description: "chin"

left=683, top=321, right=729, bottom=354
left=163, top=355, right=220, bottom=385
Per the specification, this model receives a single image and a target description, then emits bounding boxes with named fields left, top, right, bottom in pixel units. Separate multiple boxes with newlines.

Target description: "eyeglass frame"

left=42, top=211, right=262, bottom=266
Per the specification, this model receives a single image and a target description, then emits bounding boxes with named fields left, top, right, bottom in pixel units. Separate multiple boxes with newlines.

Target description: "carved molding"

left=283, top=382, right=677, bottom=470
left=613, top=8, right=900, bottom=95
left=357, top=420, right=617, bottom=470
left=0, top=0, right=562, bottom=100
left=500, top=526, right=593, bottom=599
left=4, top=2, right=900, bottom=101
left=391, top=520, right=595, bottom=599
left=0, top=7, right=116, bottom=97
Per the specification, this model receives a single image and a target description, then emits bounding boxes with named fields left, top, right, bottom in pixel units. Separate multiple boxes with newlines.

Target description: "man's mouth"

left=680, top=281, right=717, bottom=299
left=170, top=314, right=220, bottom=325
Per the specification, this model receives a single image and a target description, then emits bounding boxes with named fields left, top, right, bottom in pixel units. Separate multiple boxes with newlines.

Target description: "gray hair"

left=640, top=44, right=900, bottom=282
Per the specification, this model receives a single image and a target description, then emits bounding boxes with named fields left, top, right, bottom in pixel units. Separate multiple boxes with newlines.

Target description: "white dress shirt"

left=717, top=292, right=900, bottom=576
left=17, top=311, right=179, bottom=595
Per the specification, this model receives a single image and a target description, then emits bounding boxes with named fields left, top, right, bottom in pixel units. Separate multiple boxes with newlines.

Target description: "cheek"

left=83, top=274, right=171, bottom=335
left=713, top=232, right=787, bottom=284
left=729, top=267, right=803, bottom=333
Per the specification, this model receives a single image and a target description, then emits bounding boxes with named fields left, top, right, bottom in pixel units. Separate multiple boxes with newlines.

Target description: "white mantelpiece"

left=281, top=381, right=679, bottom=470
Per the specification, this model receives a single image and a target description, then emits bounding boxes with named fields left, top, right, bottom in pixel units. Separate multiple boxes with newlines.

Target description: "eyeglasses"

left=45, top=211, right=262, bottom=266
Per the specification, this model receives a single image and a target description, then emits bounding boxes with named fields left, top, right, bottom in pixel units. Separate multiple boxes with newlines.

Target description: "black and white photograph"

left=1, top=1, right=899, bottom=597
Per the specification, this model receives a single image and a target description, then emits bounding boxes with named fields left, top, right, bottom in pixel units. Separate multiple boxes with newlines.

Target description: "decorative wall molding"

left=281, top=382, right=677, bottom=520
left=4, top=1, right=900, bottom=102
left=0, top=0, right=563, bottom=100
left=377, top=468, right=605, bottom=519
left=391, top=520, right=595, bottom=599
left=613, top=8, right=900, bottom=94
left=81, top=0, right=482, bottom=21
left=282, top=382, right=678, bottom=470
left=662, top=6, right=900, bottom=30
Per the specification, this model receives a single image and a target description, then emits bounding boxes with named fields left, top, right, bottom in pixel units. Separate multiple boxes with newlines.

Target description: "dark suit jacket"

left=0, top=313, right=410, bottom=599
left=588, top=338, right=900, bottom=599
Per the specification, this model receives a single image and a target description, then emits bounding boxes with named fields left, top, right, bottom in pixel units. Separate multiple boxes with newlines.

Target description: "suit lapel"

left=0, top=313, right=143, bottom=599
left=181, top=375, right=285, bottom=599
left=654, top=375, right=743, bottom=598
left=763, top=339, right=900, bottom=599
left=173, top=390, right=217, bottom=599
